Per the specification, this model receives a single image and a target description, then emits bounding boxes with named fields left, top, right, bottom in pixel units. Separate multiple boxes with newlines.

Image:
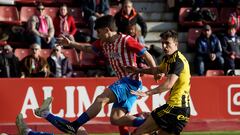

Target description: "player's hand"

left=131, top=90, right=148, bottom=97
left=122, top=66, right=139, bottom=73
left=56, top=35, right=71, bottom=46
left=154, top=73, right=165, bottom=82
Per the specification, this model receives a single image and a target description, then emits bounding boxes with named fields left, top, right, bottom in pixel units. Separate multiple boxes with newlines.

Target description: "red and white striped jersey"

left=92, top=34, right=147, bottom=80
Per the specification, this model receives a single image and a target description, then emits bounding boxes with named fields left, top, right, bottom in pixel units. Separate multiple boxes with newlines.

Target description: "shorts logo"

left=177, top=115, right=189, bottom=121
left=228, top=84, right=240, bottom=115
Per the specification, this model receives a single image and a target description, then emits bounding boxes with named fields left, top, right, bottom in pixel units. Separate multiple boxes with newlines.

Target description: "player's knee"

left=95, top=95, right=109, bottom=105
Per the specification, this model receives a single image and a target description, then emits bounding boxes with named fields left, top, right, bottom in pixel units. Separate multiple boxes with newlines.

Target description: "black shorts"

left=151, top=104, right=190, bottom=135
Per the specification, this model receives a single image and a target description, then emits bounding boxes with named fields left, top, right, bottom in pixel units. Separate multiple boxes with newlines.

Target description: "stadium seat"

left=41, top=0, right=55, bottom=4
left=20, top=6, right=36, bottom=23
left=205, top=70, right=225, bottom=76
left=179, top=7, right=219, bottom=27
left=15, top=48, right=79, bottom=63
left=72, top=70, right=87, bottom=77
left=14, top=48, right=30, bottom=60
left=44, top=7, right=58, bottom=20
left=15, top=0, right=36, bottom=4
left=0, top=40, right=7, bottom=46
left=200, top=7, right=219, bottom=25
left=68, top=8, right=86, bottom=26
left=14, top=48, right=51, bottom=60
left=219, top=8, right=235, bottom=25
left=235, top=69, right=240, bottom=76
left=20, top=7, right=58, bottom=23
left=179, top=7, right=203, bottom=27
left=227, top=69, right=240, bottom=76
left=57, top=0, right=73, bottom=4
left=40, top=49, right=51, bottom=59
left=61, top=48, right=79, bottom=66
left=187, top=28, right=201, bottom=49
left=0, top=6, right=20, bottom=25
left=79, top=51, right=98, bottom=68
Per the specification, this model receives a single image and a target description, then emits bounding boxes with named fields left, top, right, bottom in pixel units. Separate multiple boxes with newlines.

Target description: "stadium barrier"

left=1, top=76, right=240, bottom=134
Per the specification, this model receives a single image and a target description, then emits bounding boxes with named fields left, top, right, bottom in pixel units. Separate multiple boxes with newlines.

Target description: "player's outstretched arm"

left=56, top=36, right=94, bottom=53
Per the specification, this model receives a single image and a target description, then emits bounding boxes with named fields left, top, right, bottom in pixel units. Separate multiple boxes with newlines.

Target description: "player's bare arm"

left=141, top=51, right=156, bottom=68
left=131, top=74, right=178, bottom=97
left=140, top=51, right=165, bottom=81
left=56, top=36, right=94, bottom=53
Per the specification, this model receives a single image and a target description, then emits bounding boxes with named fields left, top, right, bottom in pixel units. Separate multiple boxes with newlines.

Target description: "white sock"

left=26, top=128, right=32, bottom=135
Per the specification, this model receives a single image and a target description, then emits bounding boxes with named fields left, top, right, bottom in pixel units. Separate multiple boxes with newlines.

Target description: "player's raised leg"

left=34, top=97, right=75, bottom=134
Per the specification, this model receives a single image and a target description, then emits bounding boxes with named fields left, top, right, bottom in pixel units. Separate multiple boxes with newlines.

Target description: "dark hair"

left=160, top=30, right=178, bottom=42
left=36, top=3, right=45, bottom=10
left=94, top=15, right=117, bottom=31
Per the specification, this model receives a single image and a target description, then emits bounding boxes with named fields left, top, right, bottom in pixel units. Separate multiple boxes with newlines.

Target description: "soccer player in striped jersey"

left=125, top=30, right=191, bottom=135
left=34, top=15, right=160, bottom=134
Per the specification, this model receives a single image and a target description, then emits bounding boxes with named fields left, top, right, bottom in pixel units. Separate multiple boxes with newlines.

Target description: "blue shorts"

left=109, top=77, right=142, bottom=112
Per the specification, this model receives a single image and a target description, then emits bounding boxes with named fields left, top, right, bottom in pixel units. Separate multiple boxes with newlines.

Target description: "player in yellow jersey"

left=124, top=30, right=191, bottom=135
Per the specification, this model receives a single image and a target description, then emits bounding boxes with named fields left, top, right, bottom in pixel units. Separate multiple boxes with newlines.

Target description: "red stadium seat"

left=40, top=49, right=51, bottom=59
left=44, top=7, right=58, bottom=20
left=15, top=0, right=36, bottom=4
left=61, top=48, right=79, bottom=65
left=0, top=41, right=7, bottom=46
left=68, top=8, right=86, bottom=26
left=14, top=48, right=30, bottom=61
left=0, top=6, right=20, bottom=25
left=20, top=7, right=58, bottom=23
left=179, top=7, right=219, bottom=27
left=15, top=0, right=54, bottom=4
left=79, top=51, right=98, bottom=68
left=219, top=7, right=235, bottom=25
left=200, top=7, right=219, bottom=25
left=187, top=28, right=201, bottom=49
left=14, top=48, right=51, bottom=60
left=15, top=48, right=79, bottom=63
left=205, top=70, right=225, bottom=76
left=41, top=0, right=55, bottom=4
left=20, top=6, right=36, bottom=23
left=179, top=7, right=203, bottom=27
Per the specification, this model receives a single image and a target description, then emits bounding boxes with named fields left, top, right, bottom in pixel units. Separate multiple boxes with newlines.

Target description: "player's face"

left=161, top=37, right=178, bottom=56
left=96, top=27, right=110, bottom=41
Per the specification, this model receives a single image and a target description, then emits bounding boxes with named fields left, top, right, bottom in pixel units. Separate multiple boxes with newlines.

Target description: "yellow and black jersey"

left=159, top=51, right=191, bottom=107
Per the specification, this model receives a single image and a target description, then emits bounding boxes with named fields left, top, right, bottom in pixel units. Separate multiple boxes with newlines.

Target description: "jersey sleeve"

left=126, top=36, right=147, bottom=56
left=168, top=57, right=184, bottom=76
